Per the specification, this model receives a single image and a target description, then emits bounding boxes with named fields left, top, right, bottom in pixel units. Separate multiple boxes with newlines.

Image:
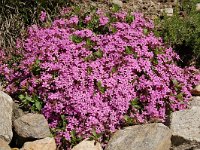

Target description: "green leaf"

left=86, top=67, right=93, bottom=75
left=111, top=66, right=118, bottom=74
left=152, top=58, right=158, bottom=65
left=110, top=26, right=117, bottom=33
left=25, top=95, right=34, bottom=102
left=125, top=46, right=134, bottom=55
left=71, top=35, right=83, bottom=43
left=93, top=49, right=103, bottom=58
left=32, top=59, right=41, bottom=75
left=92, top=130, right=97, bottom=138
left=90, top=129, right=102, bottom=141
left=35, top=101, right=42, bottom=111
left=130, top=98, right=141, bottom=109
left=96, top=80, right=106, bottom=94
left=60, top=115, right=67, bottom=130
left=124, top=115, right=134, bottom=125
left=35, top=59, right=40, bottom=65
left=124, top=115, right=129, bottom=122
left=84, top=54, right=96, bottom=62
left=154, top=48, right=164, bottom=55
left=70, top=130, right=76, bottom=140
left=112, top=4, right=120, bottom=12
left=143, top=28, right=148, bottom=35
left=86, top=38, right=93, bottom=47
left=18, top=94, right=25, bottom=100
left=125, top=14, right=134, bottom=23
left=176, top=93, right=184, bottom=101
left=172, top=79, right=179, bottom=86
left=61, top=114, right=65, bottom=121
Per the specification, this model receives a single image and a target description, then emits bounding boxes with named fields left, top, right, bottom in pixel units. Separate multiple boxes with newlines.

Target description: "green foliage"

left=18, top=93, right=43, bottom=112
left=89, top=129, right=102, bottom=142
left=84, top=49, right=104, bottom=62
left=111, top=4, right=121, bottom=12
left=125, top=46, right=134, bottom=55
left=70, top=130, right=83, bottom=148
left=123, top=115, right=134, bottom=126
left=154, top=0, right=200, bottom=68
left=125, top=12, right=134, bottom=24
left=130, top=98, right=141, bottom=109
left=71, top=35, right=83, bottom=43
left=32, top=59, right=41, bottom=76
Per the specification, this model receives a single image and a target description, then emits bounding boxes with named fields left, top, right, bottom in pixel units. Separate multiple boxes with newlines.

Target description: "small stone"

left=0, top=139, right=11, bottom=150
left=191, top=85, right=200, bottom=96
left=20, top=137, right=56, bottom=150
left=196, top=3, right=200, bottom=12
left=112, top=0, right=123, bottom=7
left=72, top=139, right=103, bottom=150
left=0, top=91, right=13, bottom=143
left=106, top=123, right=171, bottom=150
left=164, top=8, right=173, bottom=16
left=170, top=106, right=200, bottom=148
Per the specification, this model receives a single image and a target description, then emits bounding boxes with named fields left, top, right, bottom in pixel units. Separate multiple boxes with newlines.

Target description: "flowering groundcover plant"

left=0, top=9, right=200, bottom=149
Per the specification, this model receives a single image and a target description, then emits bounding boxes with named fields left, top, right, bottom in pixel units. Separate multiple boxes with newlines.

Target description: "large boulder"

left=20, top=137, right=56, bottom=150
left=0, top=91, right=13, bottom=143
left=13, top=113, right=51, bottom=146
left=0, top=139, right=11, bottom=150
left=170, top=106, right=200, bottom=149
left=72, top=139, right=102, bottom=150
left=14, top=113, right=50, bottom=139
left=189, top=96, right=200, bottom=107
left=106, top=123, right=171, bottom=150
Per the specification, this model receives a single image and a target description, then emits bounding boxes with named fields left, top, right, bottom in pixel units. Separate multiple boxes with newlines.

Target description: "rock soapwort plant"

left=0, top=8, right=200, bottom=149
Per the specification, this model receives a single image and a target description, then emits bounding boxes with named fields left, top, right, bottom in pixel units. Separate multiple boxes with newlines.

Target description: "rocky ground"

left=74, top=0, right=180, bottom=19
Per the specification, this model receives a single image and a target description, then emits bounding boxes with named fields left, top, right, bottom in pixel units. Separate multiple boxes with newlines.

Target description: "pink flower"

left=99, top=16, right=109, bottom=26
left=39, top=11, right=47, bottom=22
left=85, top=16, right=91, bottom=23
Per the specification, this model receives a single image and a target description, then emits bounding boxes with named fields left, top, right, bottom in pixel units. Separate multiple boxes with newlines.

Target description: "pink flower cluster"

left=0, top=11, right=200, bottom=149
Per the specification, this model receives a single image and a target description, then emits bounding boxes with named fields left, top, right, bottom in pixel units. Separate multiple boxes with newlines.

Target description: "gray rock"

left=72, top=139, right=102, bottom=150
left=0, top=139, right=11, bottom=150
left=164, top=8, right=173, bottom=16
left=196, top=3, right=200, bottom=12
left=112, top=0, right=123, bottom=7
left=189, top=96, right=200, bottom=107
left=170, top=107, right=200, bottom=148
left=106, top=123, right=171, bottom=150
left=0, top=91, right=13, bottom=143
left=20, top=137, right=56, bottom=150
left=14, top=113, right=50, bottom=144
left=0, top=82, right=3, bottom=91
